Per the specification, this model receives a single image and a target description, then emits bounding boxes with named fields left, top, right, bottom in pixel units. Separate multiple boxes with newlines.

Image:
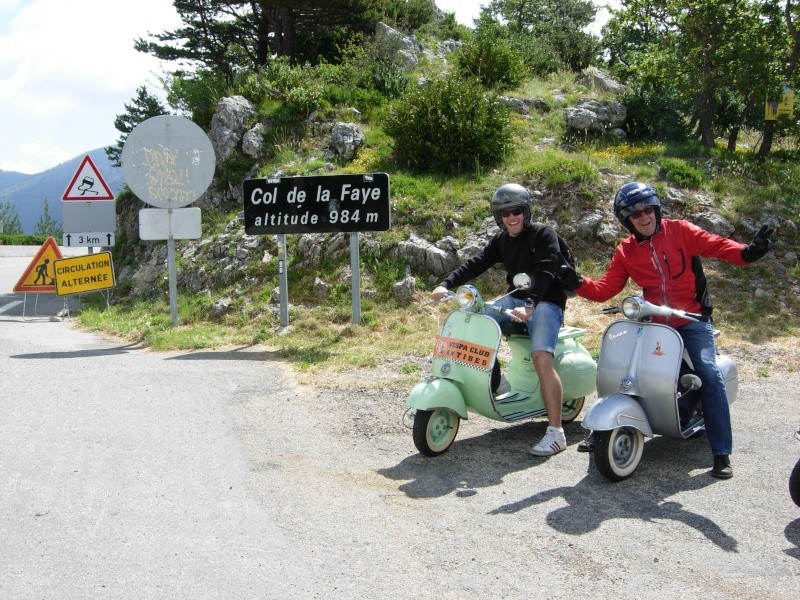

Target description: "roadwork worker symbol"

left=34, top=259, right=55, bottom=285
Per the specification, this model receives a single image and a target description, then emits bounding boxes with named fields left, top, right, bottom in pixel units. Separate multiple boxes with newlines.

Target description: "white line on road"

left=0, top=300, right=23, bottom=314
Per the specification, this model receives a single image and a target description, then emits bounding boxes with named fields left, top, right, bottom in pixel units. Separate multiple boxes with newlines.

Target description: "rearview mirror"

left=512, top=273, right=531, bottom=290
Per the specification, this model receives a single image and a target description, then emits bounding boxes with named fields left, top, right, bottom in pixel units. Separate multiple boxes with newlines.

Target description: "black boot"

left=711, top=454, right=733, bottom=479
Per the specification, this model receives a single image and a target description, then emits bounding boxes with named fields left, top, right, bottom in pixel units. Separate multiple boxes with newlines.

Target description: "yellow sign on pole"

left=13, top=237, right=63, bottom=293
left=53, top=252, right=116, bottom=296
left=765, top=87, right=795, bottom=120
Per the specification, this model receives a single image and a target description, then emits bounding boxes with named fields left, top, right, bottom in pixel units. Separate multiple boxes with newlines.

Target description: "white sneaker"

left=529, top=426, right=567, bottom=456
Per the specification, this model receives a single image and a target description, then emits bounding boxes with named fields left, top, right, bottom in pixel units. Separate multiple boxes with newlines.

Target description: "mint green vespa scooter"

left=405, top=274, right=597, bottom=456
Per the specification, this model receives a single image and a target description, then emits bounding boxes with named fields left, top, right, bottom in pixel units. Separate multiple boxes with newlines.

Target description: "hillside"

left=0, top=148, right=124, bottom=233
left=80, top=28, right=799, bottom=378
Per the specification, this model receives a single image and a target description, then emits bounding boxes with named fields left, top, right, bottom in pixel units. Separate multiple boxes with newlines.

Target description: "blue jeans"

left=677, top=320, right=732, bottom=456
left=486, top=298, right=563, bottom=355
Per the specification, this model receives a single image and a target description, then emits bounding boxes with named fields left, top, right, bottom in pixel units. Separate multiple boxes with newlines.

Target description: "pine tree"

left=105, top=86, right=168, bottom=167
left=0, top=201, right=23, bottom=235
left=34, top=198, right=62, bottom=239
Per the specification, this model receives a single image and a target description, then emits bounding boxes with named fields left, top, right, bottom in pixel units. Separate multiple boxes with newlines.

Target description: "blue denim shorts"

left=486, top=297, right=563, bottom=355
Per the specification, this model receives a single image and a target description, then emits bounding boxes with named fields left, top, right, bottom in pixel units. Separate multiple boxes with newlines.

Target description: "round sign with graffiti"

left=121, top=115, right=216, bottom=209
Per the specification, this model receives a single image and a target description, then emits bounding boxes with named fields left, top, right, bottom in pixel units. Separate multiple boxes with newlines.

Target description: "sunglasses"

left=501, top=207, right=524, bottom=218
left=629, top=206, right=655, bottom=220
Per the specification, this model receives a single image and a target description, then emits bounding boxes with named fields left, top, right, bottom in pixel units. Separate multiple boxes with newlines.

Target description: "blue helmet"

left=613, top=182, right=662, bottom=234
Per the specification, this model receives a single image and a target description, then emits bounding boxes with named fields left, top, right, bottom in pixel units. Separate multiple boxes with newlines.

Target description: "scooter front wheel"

left=593, top=427, right=644, bottom=482
left=413, top=409, right=460, bottom=457
left=561, top=396, right=586, bottom=424
left=790, top=458, right=800, bottom=507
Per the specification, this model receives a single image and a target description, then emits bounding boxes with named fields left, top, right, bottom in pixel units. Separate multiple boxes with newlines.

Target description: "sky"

left=0, top=1, right=612, bottom=175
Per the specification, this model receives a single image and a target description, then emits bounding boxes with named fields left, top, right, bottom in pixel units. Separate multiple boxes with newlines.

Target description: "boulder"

left=209, top=96, right=257, bottom=161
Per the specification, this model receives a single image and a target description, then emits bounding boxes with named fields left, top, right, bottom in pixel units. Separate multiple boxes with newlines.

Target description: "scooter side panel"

left=557, top=349, right=598, bottom=400
left=406, top=378, right=469, bottom=419
left=506, top=329, right=597, bottom=399
left=505, top=335, right=539, bottom=394
left=582, top=393, right=654, bottom=437
left=597, top=321, right=684, bottom=437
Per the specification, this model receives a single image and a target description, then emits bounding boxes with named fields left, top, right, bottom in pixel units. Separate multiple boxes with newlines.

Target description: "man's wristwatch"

left=524, top=298, right=535, bottom=309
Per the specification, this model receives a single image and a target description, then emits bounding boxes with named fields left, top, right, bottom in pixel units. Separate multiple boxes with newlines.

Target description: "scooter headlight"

left=621, top=296, right=644, bottom=319
left=456, top=285, right=478, bottom=309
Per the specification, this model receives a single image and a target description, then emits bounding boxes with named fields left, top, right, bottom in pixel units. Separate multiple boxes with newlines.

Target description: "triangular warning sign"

left=13, top=237, right=64, bottom=293
left=62, top=155, right=115, bottom=201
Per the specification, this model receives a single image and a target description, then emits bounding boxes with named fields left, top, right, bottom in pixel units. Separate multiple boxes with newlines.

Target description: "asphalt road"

left=2, top=246, right=799, bottom=599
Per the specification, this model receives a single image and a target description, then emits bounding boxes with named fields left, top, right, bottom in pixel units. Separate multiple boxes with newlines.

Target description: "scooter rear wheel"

left=790, top=458, right=800, bottom=507
left=412, top=409, right=460, bottom=457
left=593, top=427, right=644, bottom=482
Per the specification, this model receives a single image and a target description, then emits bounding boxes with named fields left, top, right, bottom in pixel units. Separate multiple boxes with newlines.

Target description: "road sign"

left=139, top=207, right=202, bottom=240
left=242, top=173, right=391, bottom=235
left=12, top=237, right=64, bottom=293
left=53, top=252, right=115, bottom=296
left=121, top=115, right=216, bottom=209
left=62, top=232, right=116, bottom=247
left=62, top=200, right=116, bottom=246
left=62, top=155, right=115, bottom=201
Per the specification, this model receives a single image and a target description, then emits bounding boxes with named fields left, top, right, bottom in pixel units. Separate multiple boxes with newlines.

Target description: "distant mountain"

left=0, top=148, right=124, bottom=233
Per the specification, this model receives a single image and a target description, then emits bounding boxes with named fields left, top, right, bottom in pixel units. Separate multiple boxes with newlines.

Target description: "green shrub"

left=0, top=234, right=47, bottom=245
left=658, top=157, right=705, bottom=188
left=383, top=77, right=511, bottom=173
left=454, top=22, right=526, bottom=91
left=620, top=80, right=689, bottom=142
left=524, top=150, right=599, bottom=188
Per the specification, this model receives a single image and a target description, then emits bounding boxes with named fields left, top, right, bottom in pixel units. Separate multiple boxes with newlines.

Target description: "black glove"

left=555, top=252, right=584, bottom=291
left=740, top=225, right=775, bottom=263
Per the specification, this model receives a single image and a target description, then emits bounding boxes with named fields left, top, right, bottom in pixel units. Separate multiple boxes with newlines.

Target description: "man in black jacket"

left=431, top=184, right=570, bottom=456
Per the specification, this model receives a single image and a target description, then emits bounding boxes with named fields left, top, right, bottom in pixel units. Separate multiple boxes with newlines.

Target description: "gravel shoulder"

left=231, top=335, right=800, bottom=599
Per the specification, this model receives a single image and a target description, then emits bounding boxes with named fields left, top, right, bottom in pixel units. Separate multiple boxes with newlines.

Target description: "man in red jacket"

left=557, top=182, right=774, bottom=479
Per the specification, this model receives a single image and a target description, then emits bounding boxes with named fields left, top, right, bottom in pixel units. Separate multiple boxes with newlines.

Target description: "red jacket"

left=576, top=219, right=748, bottom=326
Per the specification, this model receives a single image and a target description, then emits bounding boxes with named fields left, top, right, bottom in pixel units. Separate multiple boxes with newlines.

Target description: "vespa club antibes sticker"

left=433, top=336, right=495, bottom=371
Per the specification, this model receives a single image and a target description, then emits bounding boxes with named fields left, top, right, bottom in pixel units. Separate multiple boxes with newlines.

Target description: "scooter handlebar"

left=619, top=296, right=702, bottom=321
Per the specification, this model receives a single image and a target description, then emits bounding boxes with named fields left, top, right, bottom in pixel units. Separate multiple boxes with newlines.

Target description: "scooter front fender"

left=582, top=393, right=654, bottom=437
left=406, top=378, right=469, bottom=420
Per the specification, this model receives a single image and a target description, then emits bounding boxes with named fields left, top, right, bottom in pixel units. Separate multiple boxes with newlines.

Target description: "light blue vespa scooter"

left=405, top=274, right=597, bottom=456
left=581, top=296, right=739, bottom=481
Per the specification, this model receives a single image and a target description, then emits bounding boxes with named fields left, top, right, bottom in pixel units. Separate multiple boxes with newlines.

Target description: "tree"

left=485, top=0, right=600, bottom=71
left=758, top=0, right=800, bottom=159
left=105, top=86, right=168, bottom=167
left=0, top=201, right=23, bottom=234
left=604, top=0, right=789, bottom=150
left=34, top=198, right=61, bottom=239
left=134, top=0, right=397, bottom=82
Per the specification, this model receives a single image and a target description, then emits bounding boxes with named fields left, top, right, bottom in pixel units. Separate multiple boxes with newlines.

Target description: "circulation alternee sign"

left=242, top=173, right=390, bottom=235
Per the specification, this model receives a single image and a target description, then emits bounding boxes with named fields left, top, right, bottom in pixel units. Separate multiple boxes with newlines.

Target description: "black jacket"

left=440, top=222, right=567, bottom=310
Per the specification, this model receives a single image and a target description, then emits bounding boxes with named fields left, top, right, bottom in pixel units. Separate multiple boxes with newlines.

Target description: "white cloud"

left=0, top=0, right=181, bottom=174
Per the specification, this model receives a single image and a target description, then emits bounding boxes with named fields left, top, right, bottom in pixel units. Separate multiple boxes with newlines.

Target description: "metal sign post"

left=278, top=234, right=289, bottom=328
left=350, top=233, right=361, bottom=324
left=167, top=237, right=179, bottom=325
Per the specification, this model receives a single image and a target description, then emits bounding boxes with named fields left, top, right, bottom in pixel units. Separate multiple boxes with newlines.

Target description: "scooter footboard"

left=582, top=393, right=654, bottom=437
left=406, top=378, right=469, bottom=419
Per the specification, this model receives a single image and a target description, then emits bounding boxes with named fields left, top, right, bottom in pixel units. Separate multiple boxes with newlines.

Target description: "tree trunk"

left=269, top=4, right=297, bottom=64
left=757, top=120, right=775, bottom=161
left=698, top=91, right=716, bottom=148
left=728, top=94, right=755, bottom=152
